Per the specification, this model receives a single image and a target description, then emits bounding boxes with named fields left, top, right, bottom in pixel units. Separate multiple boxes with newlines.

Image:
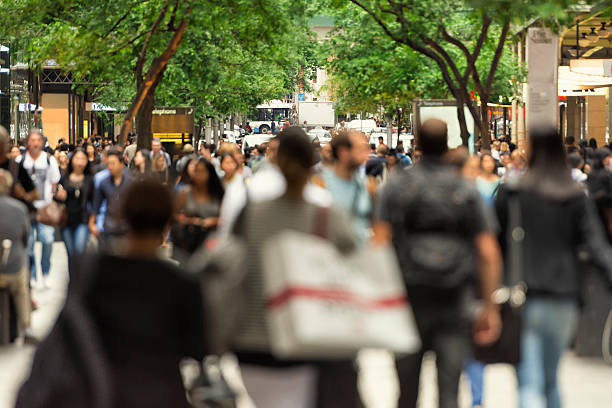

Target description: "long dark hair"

left=129, top=148, right=152, bottom=175
left=67, top=148, right=91, bottom=176
left=193, top=158, right=224, bottom=202
left=519, top=127, right=583, bottom=200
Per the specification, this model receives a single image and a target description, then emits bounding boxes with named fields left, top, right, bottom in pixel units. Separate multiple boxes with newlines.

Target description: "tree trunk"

left=118, top=11, right=191, bottom=145
left=480, top=97, right=490, bottom=151
left=136, top=91, right=155, bottom=150
left=136, top=73, right=163, bottom=150
left=195, top=117, right=203, bottom=142
left=455, top=94, right=471, bottom=147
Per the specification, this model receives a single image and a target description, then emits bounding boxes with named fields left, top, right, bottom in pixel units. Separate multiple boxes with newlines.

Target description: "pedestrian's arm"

left=473, top=232, right=502, bottom=346
left=474, top=232, right=502, bottom=310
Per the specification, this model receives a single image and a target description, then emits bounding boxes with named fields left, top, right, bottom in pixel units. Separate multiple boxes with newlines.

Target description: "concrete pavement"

left=1, top=243, right=612, bottom=408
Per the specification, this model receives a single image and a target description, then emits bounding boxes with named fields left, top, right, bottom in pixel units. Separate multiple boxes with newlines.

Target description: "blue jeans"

left=28, top=220, right=56, bottom=280
left=517, top=297, right=579, bottom=408
left=464, top=358, right=485, bottom=406
left=62, top=224, right=89, bottom=267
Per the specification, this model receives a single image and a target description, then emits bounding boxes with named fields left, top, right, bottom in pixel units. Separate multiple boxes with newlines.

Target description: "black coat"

left=495, top=187, right=612, bottom=300
left=16, top=255, right=206, bottom=408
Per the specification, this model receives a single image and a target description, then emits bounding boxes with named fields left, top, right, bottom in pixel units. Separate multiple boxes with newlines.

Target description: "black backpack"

left=15, top=255, right=114, bottom=408
left=390, top=164, right=478, bottom=288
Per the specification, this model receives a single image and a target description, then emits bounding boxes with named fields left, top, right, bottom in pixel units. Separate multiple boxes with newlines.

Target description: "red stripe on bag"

left=266, top=287, right=408, bottom=309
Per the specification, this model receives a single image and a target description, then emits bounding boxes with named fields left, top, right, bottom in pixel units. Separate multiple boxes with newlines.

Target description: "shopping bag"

left=262, top=230, right=420, bottom=360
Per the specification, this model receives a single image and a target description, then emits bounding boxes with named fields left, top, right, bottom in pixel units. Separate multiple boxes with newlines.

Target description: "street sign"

left=298, top=93, right=305, bottom=101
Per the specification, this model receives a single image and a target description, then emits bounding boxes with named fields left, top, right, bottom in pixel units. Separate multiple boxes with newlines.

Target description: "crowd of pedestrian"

left=1, top=121, right=612, bottom=408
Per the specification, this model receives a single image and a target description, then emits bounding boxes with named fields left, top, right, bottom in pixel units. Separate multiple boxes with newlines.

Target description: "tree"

left=344, top=0, right=578, bottom=149
left=0, top=0, right=315, bottom=148
left=322, top=6, right=450, bottom=133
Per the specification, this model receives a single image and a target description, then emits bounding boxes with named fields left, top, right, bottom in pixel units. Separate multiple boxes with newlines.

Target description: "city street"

left=1, top=243, right=611, bottom=408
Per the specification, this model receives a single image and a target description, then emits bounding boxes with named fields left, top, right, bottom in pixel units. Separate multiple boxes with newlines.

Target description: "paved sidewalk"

left=1, top=244, right=612, bottom=408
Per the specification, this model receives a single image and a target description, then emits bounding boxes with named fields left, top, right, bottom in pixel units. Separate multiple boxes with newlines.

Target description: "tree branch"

left=102, top=1, right=150, bottom=39
left=485, top=20, right=510, bottom=92
left=136, top=0, right=171, bottom=77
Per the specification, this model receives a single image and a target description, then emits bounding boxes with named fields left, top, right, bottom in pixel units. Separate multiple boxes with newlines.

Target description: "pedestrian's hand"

left=13, top=184, right=26, bottom=200
left=473, top=307, right=501, bottom=346
left=55, top=188, right=67, bottom=201
left=89, top=224, right=100, bottom=238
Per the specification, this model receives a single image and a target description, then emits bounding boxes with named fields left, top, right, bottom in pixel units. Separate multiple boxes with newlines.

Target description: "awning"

left=558, top=64, right=612, bottom=93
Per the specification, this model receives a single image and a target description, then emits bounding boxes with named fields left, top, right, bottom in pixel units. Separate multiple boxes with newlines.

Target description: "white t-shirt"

left=18, top=152, right=61, bottom=209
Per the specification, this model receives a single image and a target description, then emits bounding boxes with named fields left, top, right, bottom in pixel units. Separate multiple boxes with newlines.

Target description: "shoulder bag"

left=473, top=190, right=526, bottom=364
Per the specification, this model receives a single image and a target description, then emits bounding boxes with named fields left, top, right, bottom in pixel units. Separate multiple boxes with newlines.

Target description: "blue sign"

left=298, top=93, right=305, bottom=101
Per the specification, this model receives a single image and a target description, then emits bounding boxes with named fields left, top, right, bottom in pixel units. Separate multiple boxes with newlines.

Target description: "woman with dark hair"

left=175, top=157, right=197, bottom=191
left=173, top=158, right=224, bottom=255
left=84, top=142, right=100, bottom=167
left=476, top=152, right=501, bottom=203
left=129, top=148, right=152, bottom=181
left=495, top=127, right=612, bottom=408
left=54, top=148, right=94, bottom=269
left=234, top=127, right=358, bottom=408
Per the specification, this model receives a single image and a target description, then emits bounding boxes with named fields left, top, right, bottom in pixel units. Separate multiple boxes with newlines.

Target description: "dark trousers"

left=316, top=361, right=362, bottom=408
left=396, top=288, right=472, bottom=408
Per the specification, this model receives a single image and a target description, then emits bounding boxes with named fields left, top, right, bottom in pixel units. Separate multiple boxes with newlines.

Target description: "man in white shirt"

left=18, top=129, right=61, bottom=287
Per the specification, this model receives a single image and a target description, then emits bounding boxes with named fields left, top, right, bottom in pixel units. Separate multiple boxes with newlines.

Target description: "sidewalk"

left=1, top=243, right=612, bottom=408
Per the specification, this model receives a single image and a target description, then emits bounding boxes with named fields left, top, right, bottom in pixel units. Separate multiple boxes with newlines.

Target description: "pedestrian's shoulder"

left=0, top=195, right=28, bottom=216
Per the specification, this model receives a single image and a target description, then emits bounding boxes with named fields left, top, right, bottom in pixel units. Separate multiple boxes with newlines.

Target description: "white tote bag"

left=262, top=230, right=421, bottom=360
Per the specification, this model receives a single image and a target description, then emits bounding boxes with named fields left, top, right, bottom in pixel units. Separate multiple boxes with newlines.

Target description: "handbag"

left=473, top=191, right=526, bottom=365
left=262, top=208, right=421, bottom=360
left=36, top=200, right=67, bottom=227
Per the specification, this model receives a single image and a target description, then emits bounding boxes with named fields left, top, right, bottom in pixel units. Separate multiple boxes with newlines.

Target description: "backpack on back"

left=391, top=165, right=478, bottom=288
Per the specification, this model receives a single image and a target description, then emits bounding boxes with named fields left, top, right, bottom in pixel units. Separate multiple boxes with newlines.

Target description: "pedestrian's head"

left=0, top=169, right=13, bottom=195
left=26, top=129, right=44, bottom=155
left=500, top=142, right=510, bottom=153
left=9, top=146, right=20, bottom=159
left=331, top=130, right=369, bottom=172
left=152, top=153, right=167, bottom=171
left=589, top=138, right=598, bottom=150
left=57, top=151, right=69, bottom=168
left=385, top=148, right=397, bottom=167
left=480, top=152, right=497, bottom=176
left=378, top=136, right=384, bottom=145
left=266, top=137, right=280, bottom=164
left=192, top=158, right=224, bottom=202
left=277, top=127, right=314, bottom=193
left=521, top=127, right=582, bottom=200
left=565, top=136, right=575, bottom=146
left=376, top=144, right=387, bottom=156
left=68, top=148, right=89, bottom=175
left=568, top=152, right=583, bottom=170
left=85, top=142, right=96, bottom=158
left=151, top=138, right=162, bottom=154
left=418, top=119, right=448, bottom=157
left=321, top=143, right=334, bottom=166
left=131, top=149, right=151, bottom=172
left=220, top=153, right=239, bottom=180
left=121, top=180, right=173, bottom=239
left=500, top=152, right=511, bottom=166
left=106, top=148, right=124, bottom=177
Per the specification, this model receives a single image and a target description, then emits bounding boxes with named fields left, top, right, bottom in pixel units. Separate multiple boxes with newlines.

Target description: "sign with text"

left=526, top=28, right=558, bottom=129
